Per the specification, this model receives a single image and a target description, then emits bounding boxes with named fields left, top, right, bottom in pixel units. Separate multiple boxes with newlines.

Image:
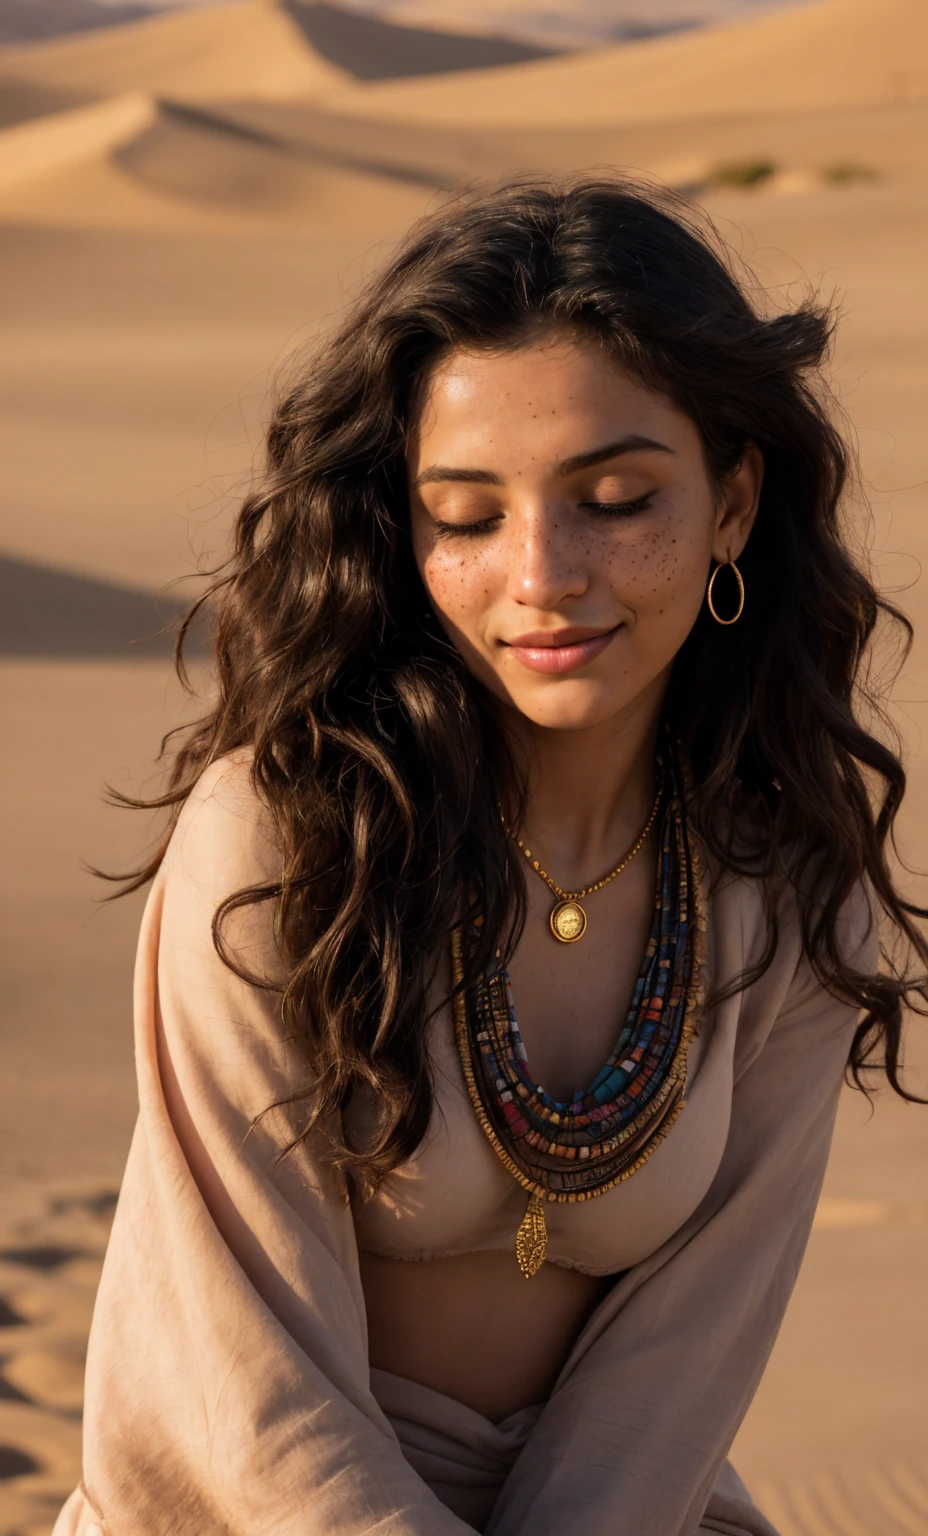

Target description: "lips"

left=503, top=624, right=620, bottom=674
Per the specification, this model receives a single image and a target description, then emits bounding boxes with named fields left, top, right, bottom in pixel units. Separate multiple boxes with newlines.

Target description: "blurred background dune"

left=0, top=1, right=926, bottom=1531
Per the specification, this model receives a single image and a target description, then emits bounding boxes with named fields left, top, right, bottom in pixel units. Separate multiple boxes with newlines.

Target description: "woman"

left=56, top=178, right=925, bottom=1536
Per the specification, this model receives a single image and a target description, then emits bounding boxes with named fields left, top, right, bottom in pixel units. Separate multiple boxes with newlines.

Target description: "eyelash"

left=433, top=517, right=500, bottom=541
left=431, top=493, right=655, bottom=541
left=581, top=493, right=655, bottom=519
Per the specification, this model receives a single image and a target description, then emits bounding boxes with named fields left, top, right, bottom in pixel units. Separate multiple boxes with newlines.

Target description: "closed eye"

left=581, top=493, right=655, bottom=518
left=432, top=516, right=501, bottom=540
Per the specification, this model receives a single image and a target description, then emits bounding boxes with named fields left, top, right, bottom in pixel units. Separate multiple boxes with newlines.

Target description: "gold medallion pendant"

left=501, top=785, right=663, bottom=945
left=549, top=899, right=587, bottom=943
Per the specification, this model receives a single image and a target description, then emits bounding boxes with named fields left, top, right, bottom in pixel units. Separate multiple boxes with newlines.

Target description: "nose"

left=505, top=503, right=590, bottom=610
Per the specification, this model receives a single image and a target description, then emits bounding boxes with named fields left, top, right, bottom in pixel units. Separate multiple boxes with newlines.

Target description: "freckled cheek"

left=598, top=524, right=707, bottom=608
left=419, top=548, right=497, bottom=628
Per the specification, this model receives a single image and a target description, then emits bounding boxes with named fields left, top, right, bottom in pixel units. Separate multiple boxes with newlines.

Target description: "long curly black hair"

left=105, top=176, right=927, bottom=1187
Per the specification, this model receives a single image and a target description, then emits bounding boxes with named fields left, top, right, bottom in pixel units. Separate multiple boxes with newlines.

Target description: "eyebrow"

left=557, top=435, right=675, bottom=476
left=412, top=434, right=674, bottom=489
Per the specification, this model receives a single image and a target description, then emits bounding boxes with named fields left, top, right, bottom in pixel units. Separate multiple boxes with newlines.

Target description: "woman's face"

left=408, top=332, right=761, bottom=734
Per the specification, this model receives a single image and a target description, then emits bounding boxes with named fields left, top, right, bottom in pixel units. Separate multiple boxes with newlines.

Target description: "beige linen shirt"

left=52, top=752, right=877, bottom=1536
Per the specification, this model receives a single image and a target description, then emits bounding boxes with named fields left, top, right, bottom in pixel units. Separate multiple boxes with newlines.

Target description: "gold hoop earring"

left=706, top=559, right=745, bottom=625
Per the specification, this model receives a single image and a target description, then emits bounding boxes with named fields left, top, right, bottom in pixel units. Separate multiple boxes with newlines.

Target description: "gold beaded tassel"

left=515, top=1191, right=548, bottom=1278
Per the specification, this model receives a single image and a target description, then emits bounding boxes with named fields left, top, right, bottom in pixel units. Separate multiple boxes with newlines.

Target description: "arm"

left=78, top=756, right=471, bottom=1536
left=487, top=880, right=878, bottom=1536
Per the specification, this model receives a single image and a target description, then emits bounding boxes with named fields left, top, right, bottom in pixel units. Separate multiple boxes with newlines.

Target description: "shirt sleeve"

left=486, top=876, right=879, bottom=1536
left=74, top=754, right=473, bottom=1536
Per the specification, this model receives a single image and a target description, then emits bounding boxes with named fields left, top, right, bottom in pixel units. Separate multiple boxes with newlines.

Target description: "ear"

left=711, top=443, right=763, bottom=564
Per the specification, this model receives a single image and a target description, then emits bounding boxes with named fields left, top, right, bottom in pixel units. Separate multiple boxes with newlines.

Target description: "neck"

left=501, top=681, right=666, bottom=888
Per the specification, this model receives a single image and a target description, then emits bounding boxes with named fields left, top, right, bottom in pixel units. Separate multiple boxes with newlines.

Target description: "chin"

left=505, top=682, right=632, bottom=734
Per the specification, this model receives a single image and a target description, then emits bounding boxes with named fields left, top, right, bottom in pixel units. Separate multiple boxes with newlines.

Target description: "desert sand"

left=0, top=1, right=350, bottom=100
left=0, top=1, right=926, bottom=1532
left=362, top=0, right=791, bottom=50
left=317, top=0, right=928, bottom=124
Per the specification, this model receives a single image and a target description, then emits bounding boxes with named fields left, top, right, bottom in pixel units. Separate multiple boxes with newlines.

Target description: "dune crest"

left=382, top=0, right=776, bottom=49
left=0, top=0, right=350, bottom=102
left=0, top=92, right=155, bottom=192
left=317, top=0, right=928, bottom=126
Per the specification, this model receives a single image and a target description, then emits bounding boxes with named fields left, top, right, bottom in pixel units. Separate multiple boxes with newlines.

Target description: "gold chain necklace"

left=502, top=787, right=662, bottom=943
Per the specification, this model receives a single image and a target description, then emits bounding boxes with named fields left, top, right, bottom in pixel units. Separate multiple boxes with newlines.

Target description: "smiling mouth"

left=503, top=624, right=622, bottom=675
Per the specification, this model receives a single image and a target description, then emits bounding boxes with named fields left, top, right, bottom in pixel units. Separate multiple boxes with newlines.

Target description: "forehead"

left=411, top=334, right=696, bottom=462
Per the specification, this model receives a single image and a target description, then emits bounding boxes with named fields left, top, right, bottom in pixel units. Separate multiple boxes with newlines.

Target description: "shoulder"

left=146, top=754, right=311, bottom=1136
left=157, top=751, right=287, bottom=986
left=703, top=813, right=879, bottom=979
left=163, top=748, right=284, bottom=898
left=703, top=846, right=879, bottom=1078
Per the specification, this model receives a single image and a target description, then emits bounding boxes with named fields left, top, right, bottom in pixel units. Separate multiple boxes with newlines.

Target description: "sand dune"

left=0, top=0, right=562, bottom=115
left=7, top=0, right=920, bottom=239
left=3, top=76, right=926, bottom=238
left=115, top=97, right=444, bottom=204
left=0, top=145, right=308, bottom=231
left=179, top=91, right=928, bottom=196
left=381, top=0, right=794, bottom=49
left=0, top=95, right=434, bottom=231
left=0, top=75, right=89, bottom=131
left=284, top=0, right=557, bottom=79
left=0, top=0, right=151, bottom=47
left=0, top=92, right=154, bottom=193
left=319, top=0, right=928, bottom=126
left=0, top=0, right=350, bottom=103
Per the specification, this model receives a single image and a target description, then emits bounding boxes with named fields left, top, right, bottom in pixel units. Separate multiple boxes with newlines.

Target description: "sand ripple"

left=0, top=1187, right=114, bottom=1536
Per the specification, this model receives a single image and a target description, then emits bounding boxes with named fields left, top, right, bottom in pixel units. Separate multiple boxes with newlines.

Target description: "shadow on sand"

left=281, top=0, right=558, bottom=81
left=0, top=554, right=210, bottom=659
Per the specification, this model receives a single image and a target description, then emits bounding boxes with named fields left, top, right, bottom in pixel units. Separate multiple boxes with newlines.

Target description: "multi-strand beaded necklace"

left=452, top=736, right=706, bottom=1278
